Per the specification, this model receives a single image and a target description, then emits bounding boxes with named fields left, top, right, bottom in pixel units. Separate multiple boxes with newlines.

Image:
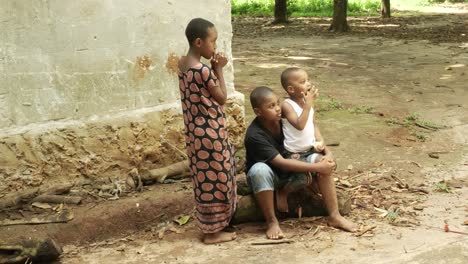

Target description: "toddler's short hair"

left=185, top=18, right=215, bottom=46
left=280, top=67, right=302, bottom=90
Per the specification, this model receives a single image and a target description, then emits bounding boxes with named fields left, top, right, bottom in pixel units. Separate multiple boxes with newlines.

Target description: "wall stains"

left=165, top=53, right=180, bottom=74
left=132, top=55, right=153, bottom=81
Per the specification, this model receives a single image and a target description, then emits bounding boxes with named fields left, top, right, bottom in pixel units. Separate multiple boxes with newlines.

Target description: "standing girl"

left=177, top=18, right=237, bottom=244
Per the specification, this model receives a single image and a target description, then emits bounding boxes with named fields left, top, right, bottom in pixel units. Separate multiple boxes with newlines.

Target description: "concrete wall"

left=0, top=0, right=245, bottom=190
left=0, top=0, right=236, bottom=127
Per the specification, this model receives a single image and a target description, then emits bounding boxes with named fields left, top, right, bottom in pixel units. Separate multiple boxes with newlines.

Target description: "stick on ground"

left=251, top=239, right=294, bottom=245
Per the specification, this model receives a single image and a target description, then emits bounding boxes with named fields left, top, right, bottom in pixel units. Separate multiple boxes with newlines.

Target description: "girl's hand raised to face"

left=211, top=52, right=228, bottom=69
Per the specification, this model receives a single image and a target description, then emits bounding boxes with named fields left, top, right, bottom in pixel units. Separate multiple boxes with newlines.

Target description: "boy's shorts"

left=247, top=149, right=323, bottom=194
left=283, top=148, right=322, bottom=165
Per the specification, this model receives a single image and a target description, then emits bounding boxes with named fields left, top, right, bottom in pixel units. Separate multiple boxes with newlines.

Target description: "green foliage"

left=385, top=211, right=399, bottom=223
left=231, top=0, right=274, bottom=16
left=348, top=105, right=374, bottom=114
left=328, top=98, right=343, bottom=110
left=428, top=0, right=468, bottom=3
left=315, top=97, right=343, bottom=112
left=433, top=181, right=451, bottom=193
left=231, top=0, right=468, bottom=17
left=404, top=112, right=419, bottom=122
left=419, top=120, right=440, bottom=129
left=410, top=130, right=428, bottom=142
left=385, top=112, right=444, bottom=142
left=231, top=0, right=380, bottom=17
left=385, top=117, right=400, bottom=126
left=405, top=112, right=442, bottom=130
left=388, top=0, right=468, bottom=9
left=391, top=0, right=431, bottom=8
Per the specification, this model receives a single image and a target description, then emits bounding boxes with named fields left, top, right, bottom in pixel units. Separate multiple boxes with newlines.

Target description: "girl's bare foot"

left=266, top=220, right=285, bottom=240
left=328, top=215, right=358, bottom=232
left=275, top=190, right=289, bottom=213
left=203, top=231, right=237, bottom=244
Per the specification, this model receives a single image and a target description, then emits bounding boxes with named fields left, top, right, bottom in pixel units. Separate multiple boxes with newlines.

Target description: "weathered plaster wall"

left=0, top=0, right=245, bottom=190
left=0, top=0, right=236, bottom=126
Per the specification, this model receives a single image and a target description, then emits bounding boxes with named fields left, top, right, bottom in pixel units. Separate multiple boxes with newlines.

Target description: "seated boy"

left=277, top=67, right=327, bottom=213
left=244, top=86, right=357, bottom=240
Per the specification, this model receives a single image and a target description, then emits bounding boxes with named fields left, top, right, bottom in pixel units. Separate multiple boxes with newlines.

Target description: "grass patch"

left=316, top=97, right=344, bottom=112
left=386, top=112, right=441, bottom=129
left=410, top=130, right=428, bottom=142
left=385, top=211, right=399, bottom=223
left=231, top=0, right=467, bottom=17
left=433, top=181, right=452, bottom=193
left=231, top=0, right=381, bottom=17
left=385, top=112, right=444, bottom=142
left=429, top=0, right=468, bottom=3
left=348, top=105, right=374, bottom=114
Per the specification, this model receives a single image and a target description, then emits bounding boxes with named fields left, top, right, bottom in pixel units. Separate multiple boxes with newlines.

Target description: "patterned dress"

left=178, top=62, right=237, bottom=234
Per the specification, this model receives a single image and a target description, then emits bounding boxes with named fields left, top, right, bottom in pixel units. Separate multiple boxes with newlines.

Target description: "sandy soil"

left=1, top=9, right=468, bottom=264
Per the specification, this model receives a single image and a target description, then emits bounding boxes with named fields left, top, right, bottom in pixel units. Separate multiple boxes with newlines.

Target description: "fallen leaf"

left=374, top=207, right=389, bottom=218
left=158, top=228, right=166, bottom=239
left=174, top=215, right=191, bottom=226
left=53, top=203, right=64, bottom=212
left=116, top=247, right=125, bottom=252
left=169, top=226, right=183, bottom=234
left=339, top=179, right=353, bottom=188
left=391, top=187, right=403, bottom=193
left=32, top=202, right=52, bottom=209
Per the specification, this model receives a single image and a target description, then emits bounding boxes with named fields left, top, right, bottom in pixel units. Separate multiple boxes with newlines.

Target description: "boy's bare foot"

left=275, top=189, right=289, bottom=213
left=266, top=220, right=285, bottom=240
left=328, top=215, right=358, bottom=232
left=203, top=231, right=237, bottom=244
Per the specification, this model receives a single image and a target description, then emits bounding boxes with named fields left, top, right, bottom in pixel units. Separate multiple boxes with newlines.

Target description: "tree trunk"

left=381, top=0, right=391, bottom=18
left=273, top=0, right=288, bottom=24
left=329, top=0, right=350, bottom=32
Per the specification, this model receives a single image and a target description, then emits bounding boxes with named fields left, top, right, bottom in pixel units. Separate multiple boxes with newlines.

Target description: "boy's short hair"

left=185, top=18, right=215, bottom=46
left=250, top=86, right=274, bottom=109
left=280, top=67, right=302, bottom=90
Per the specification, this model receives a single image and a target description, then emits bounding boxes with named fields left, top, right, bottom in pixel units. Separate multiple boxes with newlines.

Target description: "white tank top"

left=282, top=98, right=315, bottom=153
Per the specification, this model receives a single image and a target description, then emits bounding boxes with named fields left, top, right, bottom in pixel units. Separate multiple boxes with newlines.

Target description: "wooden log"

left=31, top=195, right=82, bottom=205
left=129, top=160, right=246, bottom=189
left=0, top=209, right=74, bottom=226
left=0, top=189, right=39, bottom=210
left=137, top=160, right=190, bottom=184
left=232, top=189, right=351, bottom=224
left=41, top=182, right=74, bottom=195
left=231, top=195, right=264, bottom=224
left=0, top=238, right=62, bottom=264
left=0, top=182, right=76, bottom=210
left=236, top=173, right=252, bottom=196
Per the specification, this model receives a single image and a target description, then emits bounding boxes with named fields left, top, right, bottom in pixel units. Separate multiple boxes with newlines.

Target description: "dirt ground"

left=1, top=6, right=468, bottom=264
